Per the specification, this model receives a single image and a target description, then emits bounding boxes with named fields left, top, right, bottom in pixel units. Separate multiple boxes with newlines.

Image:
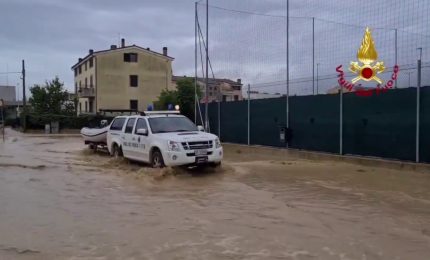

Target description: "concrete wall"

left=96, top=47, right=172, bottom=112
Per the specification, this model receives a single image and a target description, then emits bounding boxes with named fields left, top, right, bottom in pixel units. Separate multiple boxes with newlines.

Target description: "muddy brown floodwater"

left=0, top=129, right=430, bottom=260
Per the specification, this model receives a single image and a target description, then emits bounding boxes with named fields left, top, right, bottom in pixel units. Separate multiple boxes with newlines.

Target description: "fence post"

left=416, top=48, right=422, bottom=163
left=339, top=84, right=343, bottom=155
left=312, top=17, right=315, bottom=95
left=247, top=84, right=250, bottom=146
left=394, top=28, right=398, bottom=88
left=0, top=99, right=4, bottom=142
left=218, top=94, right=221, bottom=139
left=286, top=0, right=290, bottom=148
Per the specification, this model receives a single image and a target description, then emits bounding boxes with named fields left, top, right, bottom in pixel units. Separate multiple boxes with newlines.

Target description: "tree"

left=176, top=78, right=201, bottom=121
left=155, top=89, right=178, bottom=111
left=154, top=78, right=201, bottom=121
left=29, top=77, right=72, bottom=115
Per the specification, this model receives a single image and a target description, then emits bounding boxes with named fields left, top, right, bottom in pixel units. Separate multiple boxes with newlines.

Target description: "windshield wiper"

left=175, top=129, right=194, bottom=132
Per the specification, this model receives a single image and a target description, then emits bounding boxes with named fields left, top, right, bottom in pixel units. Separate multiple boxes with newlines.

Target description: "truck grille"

left=182, top=141, right=213, bottom=150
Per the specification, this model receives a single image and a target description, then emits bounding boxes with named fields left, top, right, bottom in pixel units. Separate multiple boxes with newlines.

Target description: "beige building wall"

left=76, top=58, right=96, bottom=114
left=96, top=47, right=172, bottom=112
left=74, top=46, right=172, bottom=115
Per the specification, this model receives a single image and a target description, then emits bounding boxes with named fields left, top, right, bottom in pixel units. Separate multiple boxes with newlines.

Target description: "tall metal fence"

left=203, top=86, right=430, bottom=163
left=195, top=0, right=430, bottom=163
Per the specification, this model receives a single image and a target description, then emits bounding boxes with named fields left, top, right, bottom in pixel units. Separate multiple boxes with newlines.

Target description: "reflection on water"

left=0, top=130, right=429, bottom=259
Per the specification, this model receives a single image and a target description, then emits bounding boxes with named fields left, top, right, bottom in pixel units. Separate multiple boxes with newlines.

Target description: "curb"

left=223, top=143, right=430, bottom=173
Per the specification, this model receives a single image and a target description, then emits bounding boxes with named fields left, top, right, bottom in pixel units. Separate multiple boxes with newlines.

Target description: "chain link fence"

left=196, top=0, right=430, bottom=162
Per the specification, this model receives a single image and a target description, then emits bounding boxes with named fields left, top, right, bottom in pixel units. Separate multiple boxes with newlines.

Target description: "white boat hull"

left=80, top=126, right=109, bottom=144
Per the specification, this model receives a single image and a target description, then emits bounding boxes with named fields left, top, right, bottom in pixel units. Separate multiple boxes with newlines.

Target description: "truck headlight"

left=168, top=140, right=181, bottom=151
left=214, top=138, right=222, bottom=148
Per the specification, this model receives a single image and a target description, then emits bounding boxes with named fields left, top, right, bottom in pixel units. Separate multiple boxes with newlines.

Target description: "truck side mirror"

left=197, top=125, right=205, bottom=132
left=136, top=128, right=148, bottom=136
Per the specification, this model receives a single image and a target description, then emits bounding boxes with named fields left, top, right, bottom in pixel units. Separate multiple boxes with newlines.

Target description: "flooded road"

left=0, top=129, right=430, bottom=260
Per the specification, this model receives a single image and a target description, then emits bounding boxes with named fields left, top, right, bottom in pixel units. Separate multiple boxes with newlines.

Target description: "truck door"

left=132, top=118, right=150, bottom=162
left=122, top=117, right=136, bottom=159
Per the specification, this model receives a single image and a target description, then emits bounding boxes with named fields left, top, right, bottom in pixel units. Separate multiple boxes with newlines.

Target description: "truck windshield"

left=148, top=116, right=198, bottom=133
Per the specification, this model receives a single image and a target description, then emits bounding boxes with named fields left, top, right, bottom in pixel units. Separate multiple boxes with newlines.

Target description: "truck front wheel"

left=151, top=149, right=165, bottom=168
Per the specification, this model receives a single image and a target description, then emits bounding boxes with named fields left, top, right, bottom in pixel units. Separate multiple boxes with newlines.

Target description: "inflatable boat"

left=80, top=120, right=109, bottom=146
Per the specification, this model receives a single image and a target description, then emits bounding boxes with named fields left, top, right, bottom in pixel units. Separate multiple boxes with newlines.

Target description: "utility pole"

left=22, top=59, right=27, bottom=131
left=194, top=2, right=198, bottom=124
left=204, top=0, right=209, bottom=131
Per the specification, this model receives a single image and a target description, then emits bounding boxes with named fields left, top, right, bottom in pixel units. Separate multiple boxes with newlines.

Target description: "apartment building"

left=172, top=76, right=243, bottom=102
left=72, top=39, right=174, bottom=115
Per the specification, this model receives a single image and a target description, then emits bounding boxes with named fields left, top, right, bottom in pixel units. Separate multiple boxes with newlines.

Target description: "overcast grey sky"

left=0, top=0, right=428, bottom=97
left=0, top=0, right=199, bottom=95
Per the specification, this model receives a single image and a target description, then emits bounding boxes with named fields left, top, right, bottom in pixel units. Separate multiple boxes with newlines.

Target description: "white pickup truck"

left=106, top=111, right=223, bottom=168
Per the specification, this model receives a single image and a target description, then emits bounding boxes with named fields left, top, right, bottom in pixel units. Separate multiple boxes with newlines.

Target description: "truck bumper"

left=163, top=147, right=223, bottom=167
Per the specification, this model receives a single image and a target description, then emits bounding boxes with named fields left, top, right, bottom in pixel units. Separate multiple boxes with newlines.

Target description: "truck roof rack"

left=143, top=110, right=180, bottom=116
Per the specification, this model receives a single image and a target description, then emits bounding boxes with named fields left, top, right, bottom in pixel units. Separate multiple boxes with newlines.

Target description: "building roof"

left=172, top=75, right=242, bottom=87
left=71, top=45, right=174, bottom=69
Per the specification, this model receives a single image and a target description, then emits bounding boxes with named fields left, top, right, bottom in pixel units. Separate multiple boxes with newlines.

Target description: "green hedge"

left=24, top=114, right=114, bottom=129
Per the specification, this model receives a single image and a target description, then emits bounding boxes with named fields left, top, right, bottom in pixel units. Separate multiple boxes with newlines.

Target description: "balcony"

left=78, top=87, right=95, bottom=98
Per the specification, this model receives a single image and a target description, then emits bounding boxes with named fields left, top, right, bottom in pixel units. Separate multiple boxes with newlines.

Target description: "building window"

left=79, top=81, right=81, bottom=88
left=85, top=78, right=87, bottom=88
left=125, top=118, right=136, bottom=134
left=130, top=100, right=138, bottom=110
left=124, top=53, right=138, bottom=62
left=85, top=101, right=88, bottom=112
left=222, top=95, right=227, bottom=102
left=78, top=65, right=82, bottom=74
left=85, top=61, right=87, bottom=71
left=209, top=92, right=213, bottom=96
left=234, top=95, right=239, bottom=101
left=134, top=118, right=148, bottom=134
left=74, top=68, right=78, bottom=76
left=89, top=100, right=93, bottom=113
left=90, top=75, right=93, bottom=87
left=89, top=58, right=93, bottom=68
left=79, top=102, right=82, bottom=113
left=110, top=118, right=126, bottom=131
left=130, top=75, right=138, bottom=87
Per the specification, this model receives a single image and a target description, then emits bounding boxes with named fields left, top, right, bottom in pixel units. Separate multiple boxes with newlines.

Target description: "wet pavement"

left=0, top=129, right=430, bottom=260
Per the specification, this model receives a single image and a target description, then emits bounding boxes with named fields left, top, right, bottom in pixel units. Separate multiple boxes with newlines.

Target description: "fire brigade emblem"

left=349, top=27, right=385, bottom=84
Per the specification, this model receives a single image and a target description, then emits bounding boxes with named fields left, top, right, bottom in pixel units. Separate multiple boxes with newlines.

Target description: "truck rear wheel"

left=151, top=149, right=165, bottom=168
